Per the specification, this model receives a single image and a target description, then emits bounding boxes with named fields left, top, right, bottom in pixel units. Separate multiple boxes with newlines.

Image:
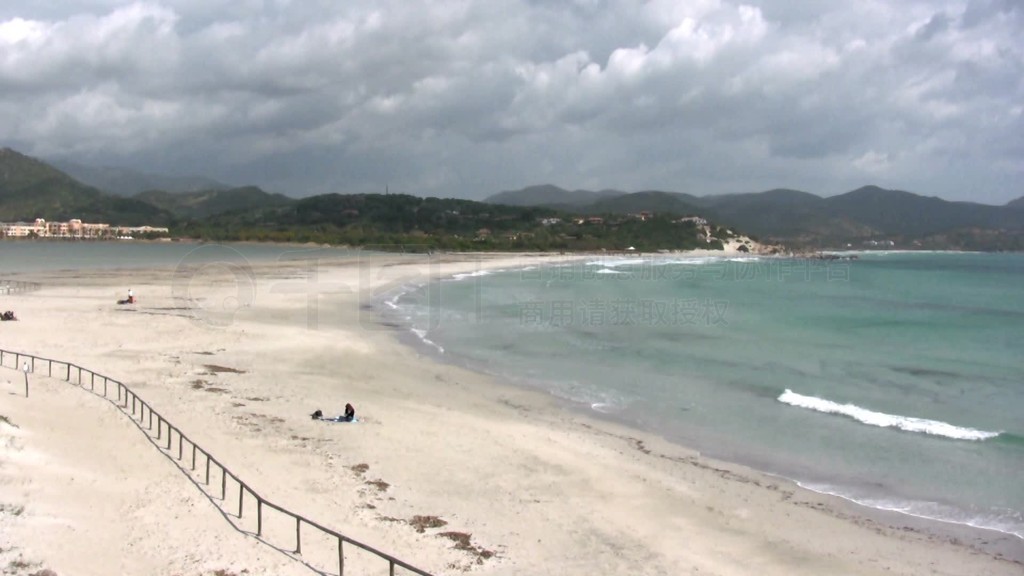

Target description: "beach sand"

left=1, top=250, right=1020, bottom=576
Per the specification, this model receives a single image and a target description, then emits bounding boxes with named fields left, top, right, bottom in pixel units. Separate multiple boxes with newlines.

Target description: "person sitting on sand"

left=127, top=288, right=135, bottom=304
left=1, top=310, right=17, bottom=321
left=310, top=406, right=355, bottom=422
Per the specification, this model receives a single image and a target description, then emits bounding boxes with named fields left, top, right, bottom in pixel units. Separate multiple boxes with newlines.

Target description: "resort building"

left=0, top=218, right=169, bottom=239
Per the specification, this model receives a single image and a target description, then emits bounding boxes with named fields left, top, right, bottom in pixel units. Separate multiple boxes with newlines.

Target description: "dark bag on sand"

left=311, top=409, right=323, bottom=420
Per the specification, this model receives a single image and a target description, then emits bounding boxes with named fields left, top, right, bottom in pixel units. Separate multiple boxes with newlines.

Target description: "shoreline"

left=362, top=254, right=1024, bottom=561
left=385, top=322, right=1024, bottom=565
left=1, top=251, right=1021, bottom=575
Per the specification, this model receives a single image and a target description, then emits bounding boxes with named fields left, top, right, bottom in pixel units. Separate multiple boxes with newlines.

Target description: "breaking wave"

left=778, top=389, right=1000, bottom=441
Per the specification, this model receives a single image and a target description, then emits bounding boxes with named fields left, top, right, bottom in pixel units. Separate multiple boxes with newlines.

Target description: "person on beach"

left=127, top=288, right=135, bottom=304
left=310, top=405, right=355, bottom=422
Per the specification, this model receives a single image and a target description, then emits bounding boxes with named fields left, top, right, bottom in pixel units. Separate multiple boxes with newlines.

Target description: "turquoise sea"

left=387, top=251, right=1024, bottom=543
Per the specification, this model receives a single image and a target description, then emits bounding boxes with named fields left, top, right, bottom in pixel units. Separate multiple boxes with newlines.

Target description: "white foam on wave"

left=585, top=257, right=650, bottom=267
left=594, top=268, right=625, bottom=275
left=449, top=269, right=493, bottom=281
left=410, top=328, right=445, bottom=354
left=851, top=249, right=977, bottom=257
left=798, top=481, right=1024, bottom=540
left=778, top=389, right=1000, bottom=441
left=586, top=254, right=765, bottom=269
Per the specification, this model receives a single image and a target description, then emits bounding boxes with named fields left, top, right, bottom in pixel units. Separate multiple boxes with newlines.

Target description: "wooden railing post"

left=257, top=500, right=263, bottom=536
left=296, top=517, right=302, bottom=554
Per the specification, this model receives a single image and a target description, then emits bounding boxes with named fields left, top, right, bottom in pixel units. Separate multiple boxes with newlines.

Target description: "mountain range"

left=49, top=158, right=230, bottom=196
left=0, top=148, right=172, bottom=225
left=485, top=185, right=1024, bottom=250
left=0, top=148, right=284, bottom=226
left=2, top=147, right=1022, bottom=250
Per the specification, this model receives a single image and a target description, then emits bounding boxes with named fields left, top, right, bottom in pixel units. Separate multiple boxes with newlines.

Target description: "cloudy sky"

left=1, top=1, right=1021, bottom=203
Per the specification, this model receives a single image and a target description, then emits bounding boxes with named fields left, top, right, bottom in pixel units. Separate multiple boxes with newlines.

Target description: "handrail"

left=0, top=279, right=42, bottom=294
left=1, top=347, right=433, bottom=576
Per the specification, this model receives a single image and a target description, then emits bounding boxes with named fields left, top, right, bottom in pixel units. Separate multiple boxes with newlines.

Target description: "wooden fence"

left=0, top=279, right=42, bottom=295
left=1, top=348, right=433, bottom=576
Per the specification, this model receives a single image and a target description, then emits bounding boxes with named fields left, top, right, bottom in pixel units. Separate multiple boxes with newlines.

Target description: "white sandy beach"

left=1, top=249, right=1021, bottom=576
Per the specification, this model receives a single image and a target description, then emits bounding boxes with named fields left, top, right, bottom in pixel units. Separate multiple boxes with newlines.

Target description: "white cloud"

left=853, top=150, right=893, bottom=173
left=0, top=17, right=49, bottom=44
left=0, top=0, right=1020, bottom=202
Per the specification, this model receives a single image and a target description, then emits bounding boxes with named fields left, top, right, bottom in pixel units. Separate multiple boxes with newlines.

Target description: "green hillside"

left=588, top=191, right=703, bottom=216
left=491, top=183, right=1024, bottom=250
left=176, top=193, right=723, bottom=252
left=486, top=184, right=625, bottom=207
left=0, top=148, right=173, bottom=225
left=136, top=186, right=295, bottom=220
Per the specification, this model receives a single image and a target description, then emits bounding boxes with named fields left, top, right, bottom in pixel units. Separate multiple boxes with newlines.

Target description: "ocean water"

left=388, top=252, right=1024, bottom=541
left=0, top=240, right=359, bottom=274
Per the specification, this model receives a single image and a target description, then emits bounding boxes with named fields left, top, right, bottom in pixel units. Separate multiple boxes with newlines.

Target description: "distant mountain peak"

left=48, top=157, right=230, bottom=197
left=485, top=184, right=625, bottom=207
left=0, top=147, right=78, bottom=190
left=0, top=147, right=173, bottom=225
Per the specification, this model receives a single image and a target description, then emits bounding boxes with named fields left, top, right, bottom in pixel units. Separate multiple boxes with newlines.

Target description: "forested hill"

left=488, top=184, right=1024, bottom=250
left=176, top=192, right=736, bottom=252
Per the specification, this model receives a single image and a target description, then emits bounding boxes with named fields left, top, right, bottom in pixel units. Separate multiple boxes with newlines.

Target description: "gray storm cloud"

left=0, top=0, right=1020, bottom=202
